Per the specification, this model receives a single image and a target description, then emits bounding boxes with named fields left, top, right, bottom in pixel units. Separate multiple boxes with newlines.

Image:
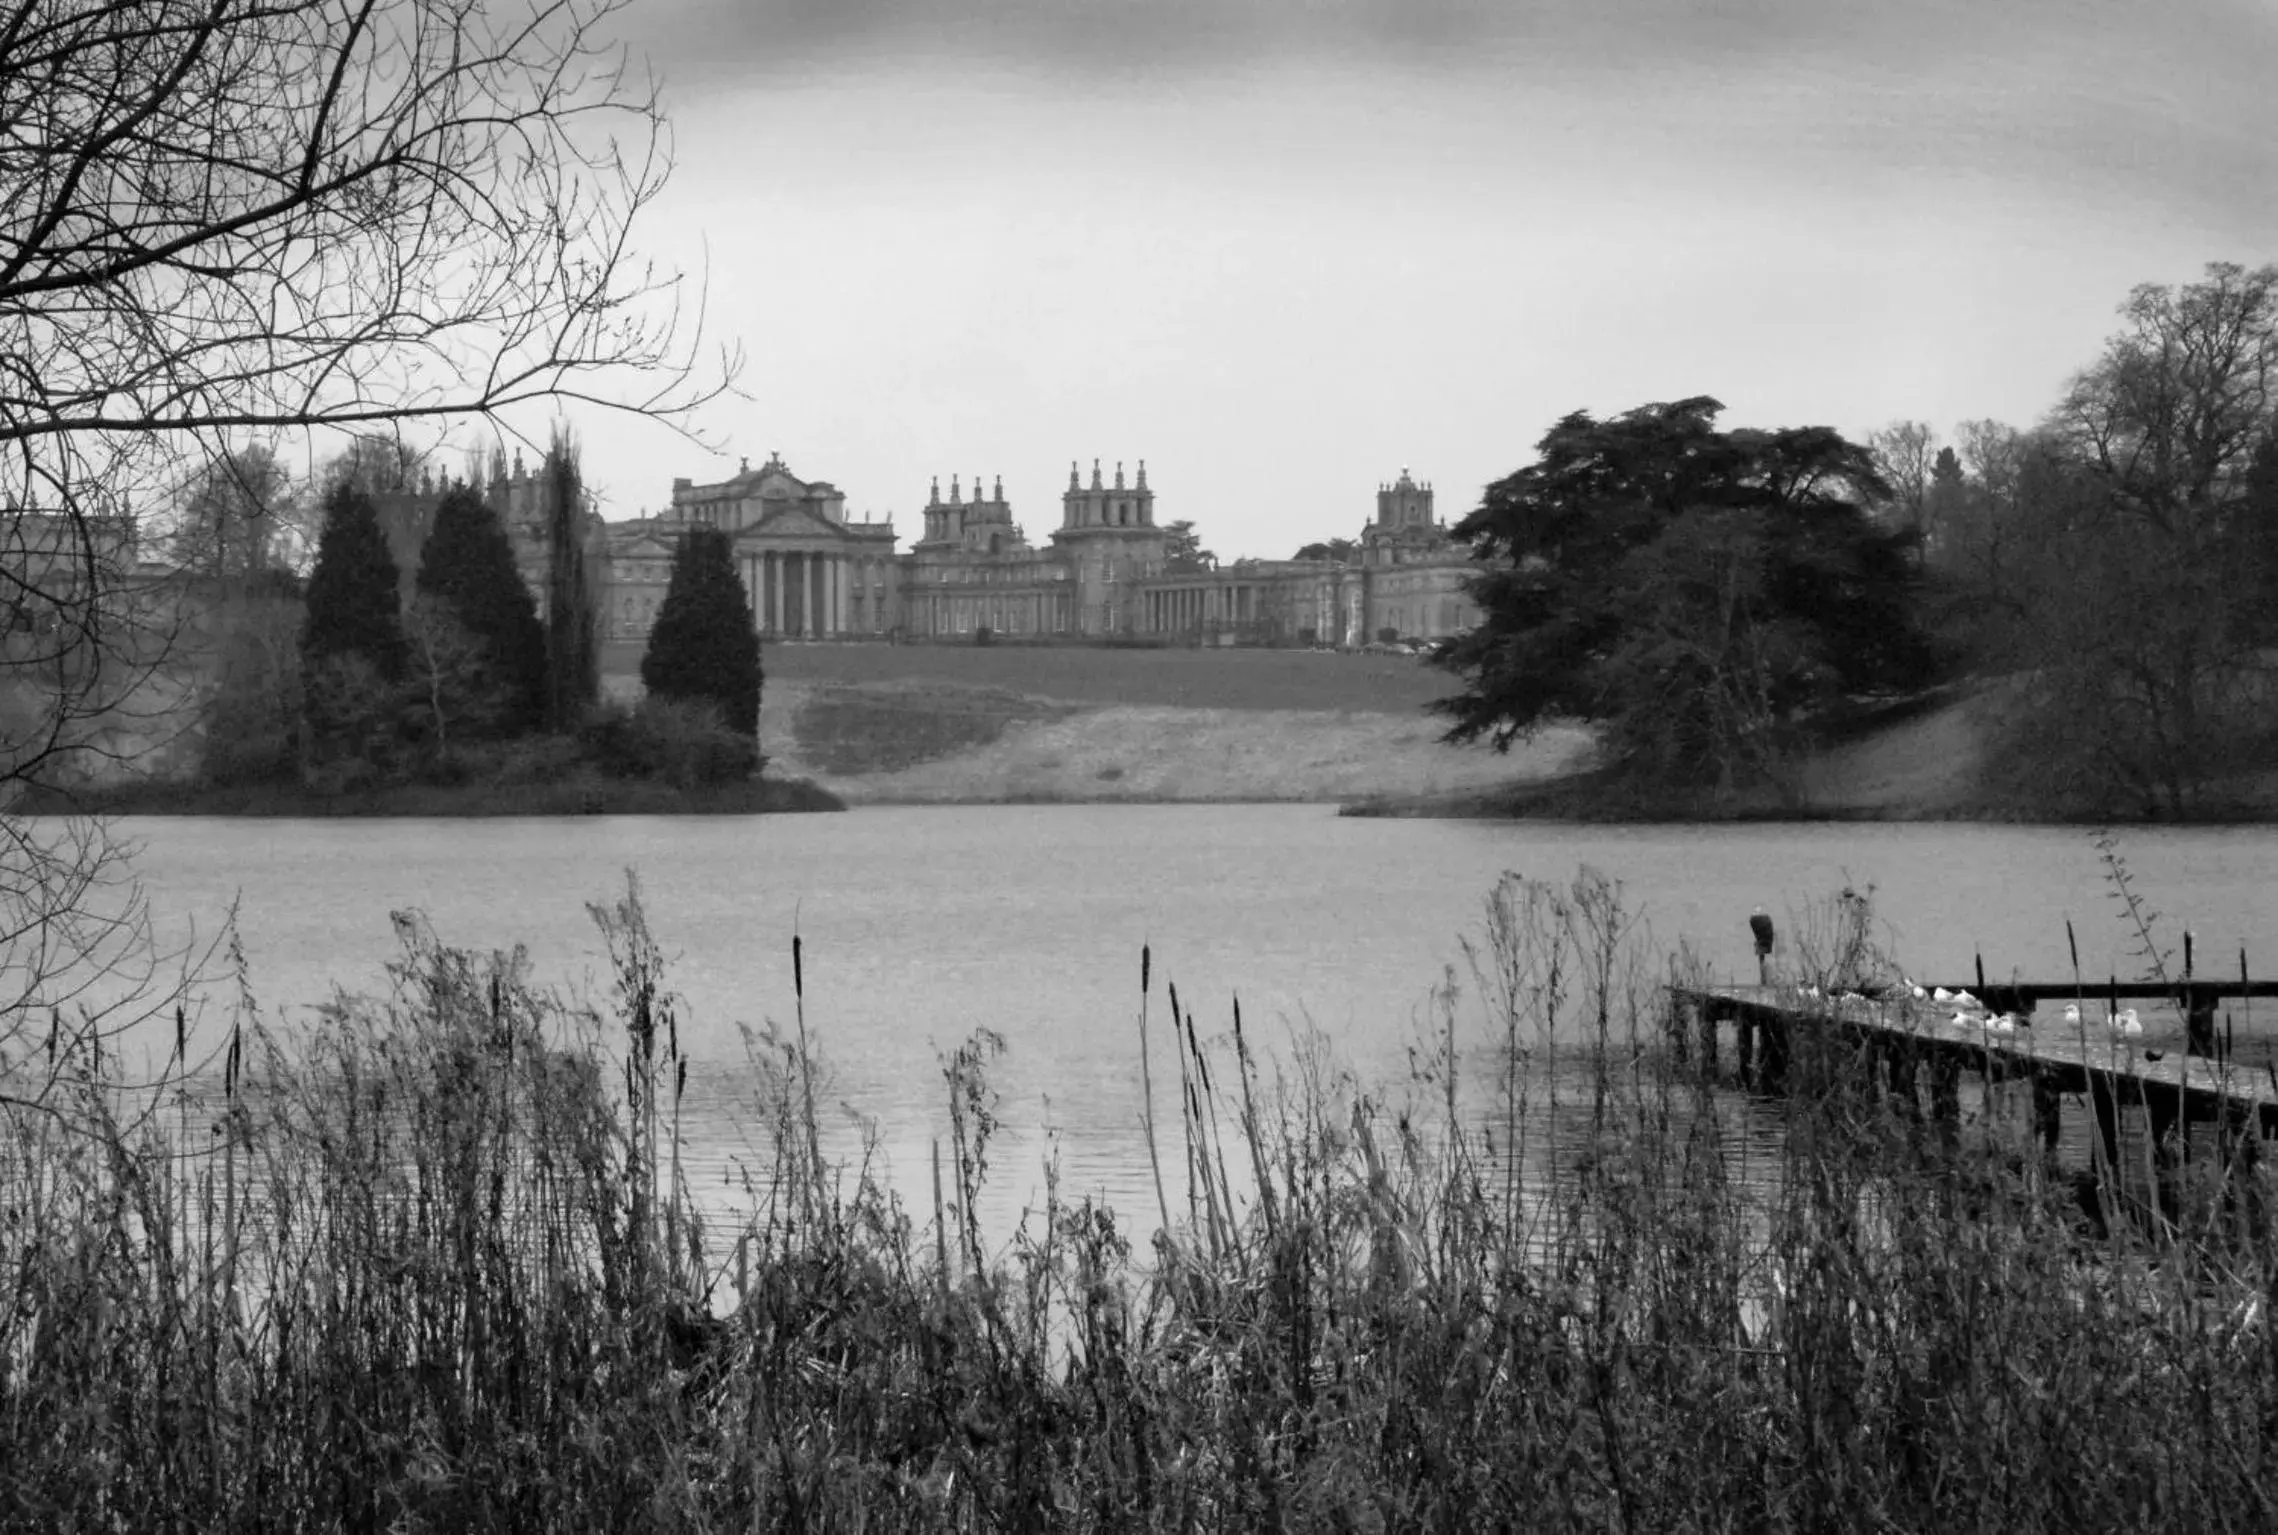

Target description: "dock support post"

left=2185, top=985, right=2218, bottom=1058
left=1760, top=1018, right=1789, bottom=1094
left=1699, top=1002, right=1719, bottom=1078
left=1888, top=1037, right=1919, bottom=1119
left=2147, top=1087, right=2182, bottom=1228
left=1736, top=1015, right=1756, bottom=1086
left=2031, top=1072, right=2062, bottom=1158
left=1930, top=1049, right=1960, bottom=1146
left=2090, top=1077, right=2121, bottom=1187
left=2224, top=1112, right=2266, bottom=1246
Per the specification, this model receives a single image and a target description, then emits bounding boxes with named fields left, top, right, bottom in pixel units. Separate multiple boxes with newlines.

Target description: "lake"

left=69, top=806, right=2278, bottom=1238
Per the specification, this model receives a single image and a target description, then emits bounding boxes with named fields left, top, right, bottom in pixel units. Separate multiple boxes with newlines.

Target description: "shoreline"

left=21, top=773, right=2278, bottom=824
left=9, top=774, right=847, bottom=818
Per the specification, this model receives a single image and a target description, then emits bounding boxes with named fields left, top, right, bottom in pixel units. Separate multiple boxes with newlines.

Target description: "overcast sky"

left=530, top=0, right=2278, bottom=560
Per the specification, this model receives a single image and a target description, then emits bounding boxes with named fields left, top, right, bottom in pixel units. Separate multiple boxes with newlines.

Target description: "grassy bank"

left=760, top=678, right=1587, bottom=805
left=6, top=871, right=2275, bottom=1528
left=1349, top=685, right=2278, bottom=823
left=10, top=772, right=844, bottom=817
left=620, top=637, right=1463, bottom=715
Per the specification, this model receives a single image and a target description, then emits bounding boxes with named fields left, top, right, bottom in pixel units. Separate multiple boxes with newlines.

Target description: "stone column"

left=768, top=553, right=783, bottom=636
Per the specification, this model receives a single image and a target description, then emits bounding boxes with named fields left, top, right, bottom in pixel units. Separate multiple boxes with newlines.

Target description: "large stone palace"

left=592, top=454, right=1486, bottom=649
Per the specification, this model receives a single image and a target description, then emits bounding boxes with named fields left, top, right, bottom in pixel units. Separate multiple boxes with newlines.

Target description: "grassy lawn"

left=602, top=638, right=1459, bottom=714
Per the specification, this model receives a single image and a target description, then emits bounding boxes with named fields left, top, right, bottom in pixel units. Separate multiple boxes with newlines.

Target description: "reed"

left=3, top=868, right=2275, bottom=1530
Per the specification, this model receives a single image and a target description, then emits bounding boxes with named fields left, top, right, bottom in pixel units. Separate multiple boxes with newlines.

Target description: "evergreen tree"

left=1435, top=397, right=1936, bottom=795
left=414, top=483, right=547, bottom=733
left=641, top=525, right=761, bottom=742
left=542, top=425, right=601, bottom=730
left=300, top=481, right=404, bottom=677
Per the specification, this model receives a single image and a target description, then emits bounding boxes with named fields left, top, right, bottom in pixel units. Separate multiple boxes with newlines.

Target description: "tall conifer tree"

left=415, top=483, right=547, bottom=732
left=300, top=482, right=404, bottom=677
left=641, top=525, right=761, bottom=741
left=542, top=426, right=600, bottom=730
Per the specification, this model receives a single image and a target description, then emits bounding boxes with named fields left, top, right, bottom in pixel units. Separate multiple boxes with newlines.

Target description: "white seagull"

left=2063, top=1003, right=2082, bottom=1027
left=2112, top=1008, right=2144, bottom=1037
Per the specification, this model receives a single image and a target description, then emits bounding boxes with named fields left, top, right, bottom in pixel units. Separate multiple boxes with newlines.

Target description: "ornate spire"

left=1136, top=459, right=1148, bottom=491
left=950, top=474, right=961, bottom=504
left=1091, top=459, right=1102, bottom=490
left=993, top=475, right=1003, bottom=502
left=1114, top=461, right=1125, bottom=490
left=929, top=475, right=940, bottom=505
left=1069, top=460, right=1080, bottom=491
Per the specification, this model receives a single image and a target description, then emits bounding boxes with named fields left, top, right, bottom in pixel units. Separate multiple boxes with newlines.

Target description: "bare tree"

left=403, top=594, right=512, bottom=767
left=165, top=443, right=302, bottom=580
left=1865, top=419, right=1939, bottom=551
left=0, top=0, right=735, bottom=1071
left=2051, top=262, right=2278, bottom=541
left=1945, top=418, right=2030, bottom=604
left=1988, top=265, right=2278, bottom=816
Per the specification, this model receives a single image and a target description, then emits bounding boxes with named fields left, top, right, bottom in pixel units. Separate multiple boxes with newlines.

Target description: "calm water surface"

left=100, top=807, right=2278, bottom=1237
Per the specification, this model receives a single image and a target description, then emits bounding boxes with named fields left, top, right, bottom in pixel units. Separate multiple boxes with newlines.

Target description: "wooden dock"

left=1669, top=983, right=2278, bottom=1179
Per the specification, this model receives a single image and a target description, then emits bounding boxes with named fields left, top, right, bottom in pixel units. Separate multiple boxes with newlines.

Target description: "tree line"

left=203, top=429, right=765, bottom=797
left=1435, top=260, right=2278, bottom=818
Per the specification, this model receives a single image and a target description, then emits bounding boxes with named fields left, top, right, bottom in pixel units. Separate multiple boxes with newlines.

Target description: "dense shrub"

left=581, top=696, right=760, bottom=786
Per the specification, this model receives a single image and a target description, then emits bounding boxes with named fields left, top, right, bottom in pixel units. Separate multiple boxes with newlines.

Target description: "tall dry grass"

left=1, top=867, right=2274, bottom=1530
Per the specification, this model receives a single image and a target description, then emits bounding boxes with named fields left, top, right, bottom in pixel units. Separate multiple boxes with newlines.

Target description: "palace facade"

left=591, top=456, right=1485, bottom=648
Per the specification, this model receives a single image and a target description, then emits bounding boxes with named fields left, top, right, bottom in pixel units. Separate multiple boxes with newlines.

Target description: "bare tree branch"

left=1, top=0, right=739, bottom=1107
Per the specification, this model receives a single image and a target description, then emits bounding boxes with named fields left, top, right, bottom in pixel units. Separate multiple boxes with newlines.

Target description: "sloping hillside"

left=757, top=676, right=1588, bottom=804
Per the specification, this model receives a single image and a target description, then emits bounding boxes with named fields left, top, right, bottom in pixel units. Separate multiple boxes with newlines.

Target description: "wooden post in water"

left=1749, top=910, right=1775, bottom=982
left=2184, top=932, right=2218, bottom=1056
left=1744, top=913, right=1775, bottom=1089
